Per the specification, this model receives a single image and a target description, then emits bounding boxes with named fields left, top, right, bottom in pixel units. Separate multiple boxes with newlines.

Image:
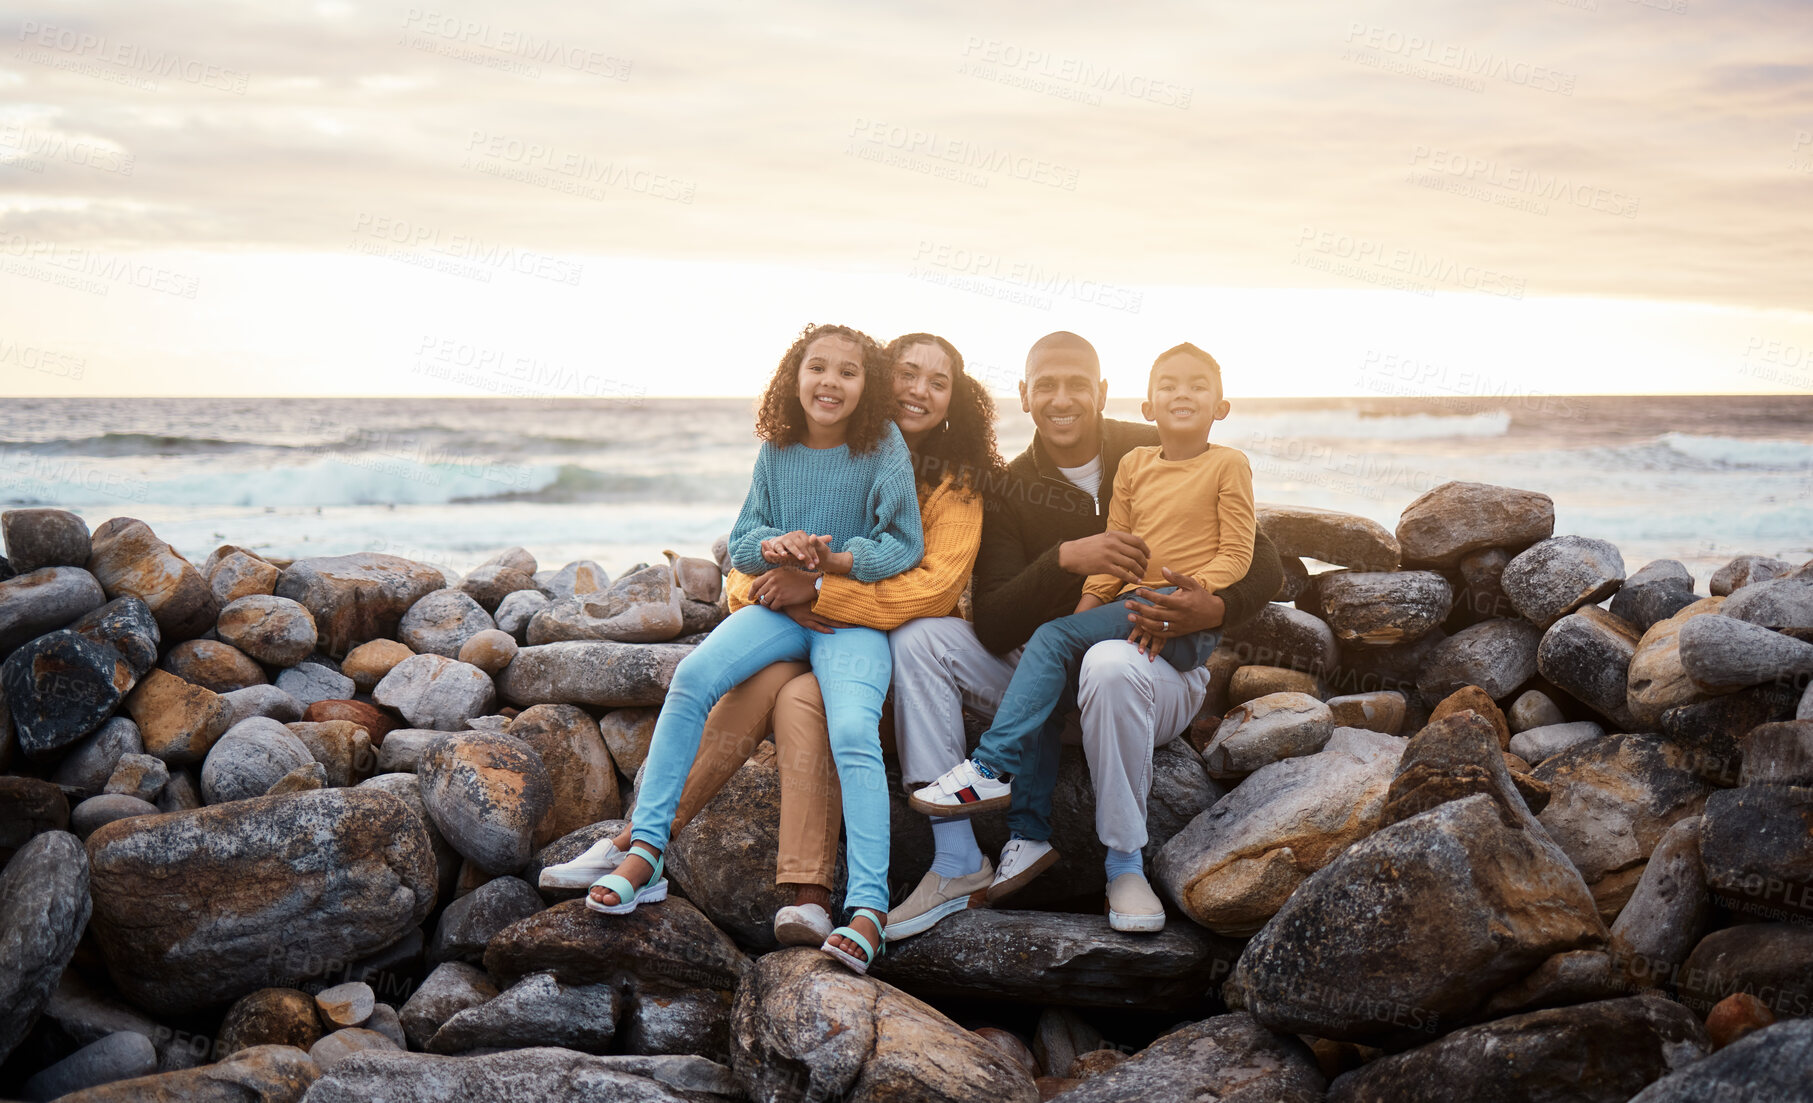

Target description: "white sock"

left=929, top=816, right=985, bottom=878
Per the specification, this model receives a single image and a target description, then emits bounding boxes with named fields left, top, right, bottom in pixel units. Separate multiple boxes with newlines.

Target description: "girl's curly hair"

left=885, top=332, right=1001, bottom=493
left=754, top=323, right=895, bottom=454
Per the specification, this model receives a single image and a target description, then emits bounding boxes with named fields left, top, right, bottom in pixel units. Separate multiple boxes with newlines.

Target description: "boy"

left=909, top=343, right=1254, bottom=916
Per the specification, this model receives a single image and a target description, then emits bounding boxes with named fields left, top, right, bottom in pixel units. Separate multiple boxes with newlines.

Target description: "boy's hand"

left=1074, top=593, right=1104, bottom=615
left=1126, top=568, right=1227, bottom=636
left=1128, top=625, right=1164, bottom=661
left=1058, top=532, right=1149, bottom=584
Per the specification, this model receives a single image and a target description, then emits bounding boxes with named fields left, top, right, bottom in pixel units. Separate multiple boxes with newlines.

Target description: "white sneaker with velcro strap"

left=908, top=758, right=1012, bottom=817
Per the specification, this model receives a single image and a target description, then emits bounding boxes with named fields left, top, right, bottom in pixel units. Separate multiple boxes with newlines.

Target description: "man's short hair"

left=1151, top=342, right=1222, bottom=389
left=1025, top=331, right=1100, bottom=378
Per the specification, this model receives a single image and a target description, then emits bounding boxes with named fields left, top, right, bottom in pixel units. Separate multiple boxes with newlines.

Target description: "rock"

left=374, top=729, right=441, bottom=773
left=1068, top=1049, right=1126, bottom=1078
left=1699, top=784, right=1813, bottom=923
left=84, top=787, right=436, bottom=1014
left=156, top=769, right=202, bottom=811
left=1055, top=1013, right=1324, bottom=1102
left=341, top=640, right=415, bottom=692
left=1628, top=1018, right=1813, bottom=1102
left=266, top=762, right=326, bottom=794
left=1226, top=665, right=1321, bottom=706
left=0, top=566, right=107, bottom=654
left=428, top=875, right=542, bottom=964
left=1678, top=923, right=1813, bottom=1019
left=1324, top=690, right=1406, bottom=735
left=1509, top=689, right=1566, bottom=732
left=1501, top=535, right=1626, bottom=630
left=1660, top=682, right=1800, bottom=787
left=1202, top=692, right=1334, bottom=779
left=304, top=698, right=399, bottom=742
left=545, top=559, right=610, bottom=599
left=85, top=517, right=217, bottom=641
left=374, top=654, right=496, bottom=731
left=1710, top=554, right=1793, bottom=595
left=1221, top=602, right=1338, bottom=676
left=201, top=718, right=315, bottom=804
left=456, top=563, right=541, bottom=615
left=731, top=948, right=1038, bottom=1103
left=1626, top=597, right=1726, bottom=727
left=1253, top=503, right=1400, bottom=571
left=0, top=775, right=70, bottom=850
left=33, top=972, right=174, bottom=1071
left=1032, top=1008, right=1102, bottom=1079
left=274, top=661, right=356, bottom=709
left=1319, top=571, right=1452, bottom=645
left=20, top=1030, right=158, bottom=1101
left=1226, top=794, right=1605, bottom=1046
left=355, top=773, right=460, bottom=901
left=220, top=683, right=305, bottom=727
left=507, top=703, right=620, bottom=846
left=1703, top=993, right=1774, bottom=1050
left=316, top=981, right=376, bottom=1028
left=457, top=628, right=517, bottom=674
left=1722, top=577, right=1813, bottom=638
left=49, top=718, right=142, bottom=798
left=208, top=550, right=281, bottom=606
left=2, top=507, right=91, bottom=572
left=0, top=831, right=91, bottom=1062
left=46, top=1045, right=319, bottom=1102
left=1274, top=554, right=1310, bottom=601
left=274, top=553, right=446, bottom=659
left=492, top=590, right=549, bottom=640
left=497, top=641, right=695, bottom=709
left=1324, top=995, right=1708, bottom=1103
left=160, top=639, right=267, bottom=693
left=217, top=595, right=319, bottom=667
left=218, top=987, right=325, bottom=1055
left=1533, top=734, right=1712, bottom=921
left=1679, top=613, right=1813, bottom=691
left=1606, top=812, right=1708, bottom=993
left=1610, top=560, right=1700, bottom=633
left=398, top=589, right=495, bottom=659
left=1418, top=621, right=1540, bottom=711
left=1538, top=606, right=1641, bottom=727
left=1740, top=720, right=1813, bottom=786
left=1472, top=947, right=1626, bottom=1019
left=4, top=630, right=136, bottom=760
left=617, top=987, right=734, bottom=1063
left=70, top=793, right=160, bottom=838
left=1157, top=728, right=1405, bottom=935
left=311, top=1027, right=399, bottom=1069
left=429, top=970, right=620, bottom=1054
left=486, top=896, right=748, bottom=1001
left=1396, top=482, right=1555, bottom=569
left=524, top=819, right=625, bottom=901
left=287, top=720, right=375, bottom=787
left=418, top=731, right=552, bottom=875
left=66, top=595, right=160, bottom=678
left=127, top=668, right=234, bottom=766
left=1803, top=680, right=1813, bottom=720
left=669, top=555, right=721, bottom=604
left=973, top=1028, right=1036, bottom=1079
left=599, top=707, right=658, bottom=776
left=1446, top=546, right=1516, bottom=628
left=301, top=1048, right=701, bottom=1103
left=1379, top=709, right=1537, bottom=828
left=104, top=751, right=168, bottom=801
left=398, top=962, right=497, bottom=1051
left=533, top=559, right=686, bottom=646
left=1427, top=684, right=1511, bottom=748
left=1507, top=721, right=1604, bottom=765
left=871, top=909, right=1240, bottom=1010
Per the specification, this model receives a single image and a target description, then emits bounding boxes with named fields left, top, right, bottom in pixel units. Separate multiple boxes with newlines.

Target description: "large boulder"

left=1201, top=692, right=1334, bottom=779
left=527, top=561, right=685, bottom=645
left=1318, top=571, right=1452, bottom=645
left=1415, top=618, right=1541, bottom=703
left=1048, top=1013, right=1324, bottom=1103
left=1627, top=597, right=1727, bottom=728
left=47, top=1044, right=321, bottom=1103
left=1537, top=606, right=1641, bottom=728
left=496, top=641, right=695, bottom=709
left=1325, top=995, right=1709, bottom=1103
left=1710, top=554, right=1793, bottom=596
left=273, top=553, right=446, bottom=659
left=731, top=948, right=1038, bottom=1103
left=1610, top=560, right=1700, bottom=634
left=0, top=566, right=106, bottom=654
left=1157, top=728, right=1405, bottom=935
left=1699, top=784, right=1813, bottom=924
left=3, top=630, right=136, bottom=760
left=1396, top=482, right=1554, bottom=569
left=1722, top=577, right=1813, bottom=637
left=1254, top=504, right=1400, bottom=571
left=1502, top=536, right=1626, bottom=630
left=418, top=731, right=552, bottom=875
left=299, top=1048, right=706, bottom=1103
left=506, top=703, right=621, bottom=847
left=1678, top=613, right=1813, bottom=691
left=427, top=875, right=542, bottom=965
left=85, top=517, right=218, bottom=641
left=373, top=654, right=496, bottom=731
left=0, top=831, right=92, bottom=1063
left=1221, top=602, right=1338, bottom=676
left=1628, top=1018, right=1813, bottom=1103
left=1678, top=923, right=1813, bottom=1020
left=200, top=717, right=315, bottom=804
left=1607, top=815, right=1708, bottom=989
left=428, top=970, right=619, bottom=1055
left=2, top=507, right=91, bottom=573
left=84, top=787, right=437, bottom=1013
left=216, top=595, right=319, bottom=667
left=398, top=589, right=496, bottom=658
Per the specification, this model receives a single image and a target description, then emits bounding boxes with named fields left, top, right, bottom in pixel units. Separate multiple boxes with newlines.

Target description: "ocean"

left=2, top=395, right=1809, bottom=588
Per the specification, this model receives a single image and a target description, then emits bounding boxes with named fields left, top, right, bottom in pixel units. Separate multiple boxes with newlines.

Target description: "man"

left=884, top=331, right=1283, bottom=937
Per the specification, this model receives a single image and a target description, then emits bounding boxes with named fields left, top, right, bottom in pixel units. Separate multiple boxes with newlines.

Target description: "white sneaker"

left=883, top=857, right=996, bottom=941
left=987, top=837, right=1059, bottom=904
left=538, top=837, right=628, bottom=889
left=909, top=759, right=1011, bottom=817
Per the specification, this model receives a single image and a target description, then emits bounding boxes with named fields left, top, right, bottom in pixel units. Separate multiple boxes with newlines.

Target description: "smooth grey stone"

left=496, top=640, right=696, bottom=709
left=1507, top=721, right=1605, bottom=765
left=274, top=661, right=356, bottom=708
left=1, top=507, right=91, bottom=573
left=0, top=831, right=91, bottom=1061
left=50, top=718, right=143, bottom=800
left=1502, top=535, right=1626, bottom=630
left=1416, top=618, right=1541, bottom=703
left=1710, top=554, right=1793, bottom=596
left=219, top=683, right=305, bottom=727
left=20, top=1029, right=156, bottom=1101
left=154, top=768, right=202, bottom=813
left=429, top=875, right=542, bottom=964
left=365, top=1003, right=407, bottom=1050
left=373, top=654, right=496, bottom=731
left=429, top=971, right=620, bottom=1054
left=1536, top=607, right=1640, bottom=728
left=493, top=589, right=549, bottom=639
left=200, top=717, right=314, bottom=805
left=0, top=566, right=106, bottom=654
left=398, top=962, right=498, bottom=1052
left=1201, top=692, right=1334, bottom=779
left=70, top=794, right=160, bottom=839
left=302, top=1048, right=698, bottom=1102
left=1679, top=615, right=1813, bottom=691
left=1722, top=578, right=1813, bottom=636
left=373, top=729, right=441, bottom=774
left=310, top=1026, right=400, bottom=1069
left=399, top=589, right=496, bottom=658
left=103, top=752, right=169, bottom=802
left=1508, top=690, right=1566, bottom=733
left=417, top=732, right=551, bottom=875
left=1627, top=1018, right=1813, bottom=1102
left=1607, top=816, right=1707, bottom=989
left=543, top=559, right=610, bottom=599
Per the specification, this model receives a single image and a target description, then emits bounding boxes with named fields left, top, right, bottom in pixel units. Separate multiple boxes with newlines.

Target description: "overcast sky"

left=3, top=0, right=1811, bottom=397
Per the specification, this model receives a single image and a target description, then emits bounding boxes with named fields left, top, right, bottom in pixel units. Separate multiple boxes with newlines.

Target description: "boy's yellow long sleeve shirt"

left=725, top=473, right=985, bottom=630
left=1082, top=443, right=1256, bottom=603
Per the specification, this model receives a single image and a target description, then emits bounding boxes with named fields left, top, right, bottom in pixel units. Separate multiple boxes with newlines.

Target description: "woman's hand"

left=749, top=568, right=822, bottom=609
left=762, top=530, right=827, bottom=567
left=780, top=603, right=850, bottom=634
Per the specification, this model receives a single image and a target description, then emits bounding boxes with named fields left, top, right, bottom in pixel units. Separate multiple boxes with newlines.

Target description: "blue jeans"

left=632, top=604, right=894, bottom=914
left=975, top=588, right=1220, bottom=786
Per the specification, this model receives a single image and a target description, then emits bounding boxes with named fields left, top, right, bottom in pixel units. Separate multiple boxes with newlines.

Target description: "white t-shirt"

left=1056, top=455, right=1103, bottom=506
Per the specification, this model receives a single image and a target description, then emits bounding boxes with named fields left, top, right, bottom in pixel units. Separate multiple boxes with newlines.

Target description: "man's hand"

left=749, top=568, right=821, bottom=609
left=780, top=603, right=849, bottom=634
left=1124, top=568, right=1228, bottom=642
left=1057, top=531, right=1149, bottom=584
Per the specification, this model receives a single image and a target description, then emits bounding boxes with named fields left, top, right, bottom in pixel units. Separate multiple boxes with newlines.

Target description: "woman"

left=543, top=332, right=999, bottom=969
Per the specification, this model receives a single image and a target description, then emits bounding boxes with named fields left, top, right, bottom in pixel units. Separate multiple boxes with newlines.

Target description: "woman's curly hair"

left=754, top=323, right=895, bottom=454
left=885, top=332, right=1002, bottom=492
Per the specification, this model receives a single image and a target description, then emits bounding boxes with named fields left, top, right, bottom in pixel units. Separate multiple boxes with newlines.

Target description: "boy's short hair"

left=1150, top=342, right=1222, bottom=392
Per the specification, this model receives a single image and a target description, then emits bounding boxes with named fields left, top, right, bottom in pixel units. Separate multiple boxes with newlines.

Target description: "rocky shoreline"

left=1, top=480, right=1810, bottom=1102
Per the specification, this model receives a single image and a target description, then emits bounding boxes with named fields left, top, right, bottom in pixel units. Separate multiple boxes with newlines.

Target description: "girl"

left=584, top=323, right=922, bottom=975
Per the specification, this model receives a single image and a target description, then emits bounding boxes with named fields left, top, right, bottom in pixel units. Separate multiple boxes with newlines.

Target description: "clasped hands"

left=1060, top=531, right=1226, bottom=660
left=753, top=530, right=852, bottom=634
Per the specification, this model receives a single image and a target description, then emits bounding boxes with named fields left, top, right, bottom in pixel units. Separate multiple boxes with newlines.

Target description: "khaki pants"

left=662, top=660, right=842, bottom=890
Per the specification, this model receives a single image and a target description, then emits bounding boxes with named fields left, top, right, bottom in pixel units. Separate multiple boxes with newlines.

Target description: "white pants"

left=890, top=616, right=1210, bottom=852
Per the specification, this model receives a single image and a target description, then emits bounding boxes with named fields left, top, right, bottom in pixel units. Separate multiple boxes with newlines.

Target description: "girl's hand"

left=749, top=568, right=822, bottom=609
left=763, top=530, right=821, bottom=566
left=781, top=603, right=849, bottom=634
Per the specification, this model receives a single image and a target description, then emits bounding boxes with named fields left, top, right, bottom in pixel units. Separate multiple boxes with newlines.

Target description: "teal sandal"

left=585, top=841, right=668, bottom=915
left=821, top=907, right=886, bottom=975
